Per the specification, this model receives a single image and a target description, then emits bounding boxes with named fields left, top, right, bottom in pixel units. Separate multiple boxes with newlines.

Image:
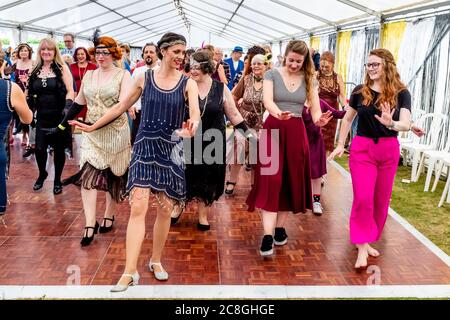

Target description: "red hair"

left=359, top=48, right=406, bottom=109
left=88, top=36, right=122, bottom=61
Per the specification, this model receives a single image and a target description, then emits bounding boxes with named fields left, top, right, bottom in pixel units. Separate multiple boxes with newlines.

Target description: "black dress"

left=184, top=80, right=226, bottom=206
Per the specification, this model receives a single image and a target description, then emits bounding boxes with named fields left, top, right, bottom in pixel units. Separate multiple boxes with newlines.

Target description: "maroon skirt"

left=246, top=115, right=312, bottom=214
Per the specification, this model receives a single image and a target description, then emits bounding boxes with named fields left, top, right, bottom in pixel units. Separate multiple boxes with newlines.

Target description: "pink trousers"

left=349, top=136, right=400, bottom=244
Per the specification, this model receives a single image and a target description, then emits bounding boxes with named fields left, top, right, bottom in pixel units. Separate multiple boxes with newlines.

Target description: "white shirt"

left=132, top=65, right=156, bottom=111
left=233, top=60, right=239, bottom=72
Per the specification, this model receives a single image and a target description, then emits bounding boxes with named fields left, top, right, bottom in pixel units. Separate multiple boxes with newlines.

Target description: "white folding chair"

left=401, top=113, right=447, bottom=182
left=430, top=154, right=450, bottom=207
left=417, top=124, right=450, bottom=191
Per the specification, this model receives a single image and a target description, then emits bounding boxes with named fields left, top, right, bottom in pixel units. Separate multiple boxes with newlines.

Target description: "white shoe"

left=312, top=201, right=323, bottom=216
left=110, top=272, right=140, bottom=292
left=149, top=260, right=169, bottom=281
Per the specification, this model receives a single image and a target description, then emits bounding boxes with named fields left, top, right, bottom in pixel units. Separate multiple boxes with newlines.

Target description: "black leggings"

left=35, top=126, right=69, bottom=184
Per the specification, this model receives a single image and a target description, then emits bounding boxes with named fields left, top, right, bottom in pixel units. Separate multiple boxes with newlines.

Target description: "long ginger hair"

left=359, top=48, right=406, bottom=109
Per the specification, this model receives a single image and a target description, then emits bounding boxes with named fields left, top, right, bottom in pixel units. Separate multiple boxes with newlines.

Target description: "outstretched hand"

left=314, top=110, right=333, bottom=127
left=327, top=144, right=345, bottom=161
left=374, top=102, right=395, bottom=127
left=68, top=120, right=95, bottom=133
left=175, top=119, right=199, bottom=138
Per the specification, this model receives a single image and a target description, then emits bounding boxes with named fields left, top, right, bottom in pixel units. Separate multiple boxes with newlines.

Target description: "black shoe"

left=99, top=216, right=115, bottom=233
left=260, top=235, right=274, bottom=256
left=33, top=172, right=48, bottom=191
left=170, top=205, right=184, bottom=225
left=224, top=181, right=236, bottom=195
left=53, top=182, right=63, bottom=195
left=245, top=164, right=252, bottom=171
left=274, top=227, right=288, bottom=246
left=80, top=221, right=99, bottom=247
left=197, top=222, right=211, bottom=231
left=22, top=146, right=35, bottom=158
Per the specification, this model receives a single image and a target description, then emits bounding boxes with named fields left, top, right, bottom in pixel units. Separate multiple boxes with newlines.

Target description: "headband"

left=159, top=39, right=186, bottom=50
left=190, top=57, right=208, bottom=67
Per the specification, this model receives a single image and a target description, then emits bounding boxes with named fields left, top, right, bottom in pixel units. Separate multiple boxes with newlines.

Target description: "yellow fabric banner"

left=337, top=31, right=352, bottom=94
left=380, top=21, right=407, bottom=61
left=310, top=36, right=320, bottom=52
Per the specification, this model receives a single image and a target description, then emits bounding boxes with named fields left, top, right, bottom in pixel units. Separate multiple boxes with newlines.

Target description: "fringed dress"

left=63, top=69, right=131, bottom=201
left=127, top=69, right=189, bottom=201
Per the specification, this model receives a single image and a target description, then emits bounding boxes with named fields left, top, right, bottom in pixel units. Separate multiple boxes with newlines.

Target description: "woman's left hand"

left=374, top=102, right=395, bottom=127
left=314, top=110, right=333, bottom=127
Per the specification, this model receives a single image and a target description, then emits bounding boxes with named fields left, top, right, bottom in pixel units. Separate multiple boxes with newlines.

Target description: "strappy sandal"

left=224, top=181, right=236, bottom=195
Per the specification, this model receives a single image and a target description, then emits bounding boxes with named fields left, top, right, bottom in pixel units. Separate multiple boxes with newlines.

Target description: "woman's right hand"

left=277, top=111, right=294, bottom=120
left=328, top=144, right=345, bottom=161
left=68, top=120, right=95, bottom=133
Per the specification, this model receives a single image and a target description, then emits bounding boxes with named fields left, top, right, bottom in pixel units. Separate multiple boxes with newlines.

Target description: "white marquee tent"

left=1, top=0, right=449, bottom=53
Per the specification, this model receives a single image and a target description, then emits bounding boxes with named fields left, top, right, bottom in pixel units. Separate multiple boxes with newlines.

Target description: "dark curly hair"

left=190, top=51, right=215, bottom=75
left=156, top=32, right=187, bottom=60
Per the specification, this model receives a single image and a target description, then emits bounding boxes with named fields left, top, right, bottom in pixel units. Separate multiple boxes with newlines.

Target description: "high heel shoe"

left=149, top=260, right=169, bottom=281
left=224, top=181, right=236, bottom=195
left=53, top=182, right=63, bottom=195
left=197, top=222, right=211, bottom=231
left=170, top=204, right=185, bottom=225
left=99, top=216, right=115, bottom=233
left=80, top=221, right=99, bottom=247
left=110, top=272, right=140, bottom=292
left=33, top=172, right=48, bottom=191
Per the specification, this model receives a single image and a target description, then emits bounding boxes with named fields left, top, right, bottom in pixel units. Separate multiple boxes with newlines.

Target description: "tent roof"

left=0, top=0, right=449, bottom=49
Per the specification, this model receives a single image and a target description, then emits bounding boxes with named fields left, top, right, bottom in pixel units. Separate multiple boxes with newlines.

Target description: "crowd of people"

left=0, top=30, right=425, bottom=290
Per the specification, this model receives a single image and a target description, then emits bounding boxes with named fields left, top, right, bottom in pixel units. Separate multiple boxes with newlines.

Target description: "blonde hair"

left=32, top=38, right=65, bottom=74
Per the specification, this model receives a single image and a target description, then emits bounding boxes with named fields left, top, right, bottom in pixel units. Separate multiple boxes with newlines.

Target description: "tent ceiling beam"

left=56, top=0, right=144, bottom=30
left=190, top=23, right=253, bottom=46
left=194, top=0, right=291, bottom=37
left=189, top=19, right=255, bottom=45
left=185, top=12, right=269, bottom=42
left=187, top=16, right=262, bottom=43
left=118, top=18, right=183, bottom=43
left=220, top=0, right=244, bottom=34
left=24, top=1, right=92, bottom=25
left=183, top=6, right=276, bottom=39
left=0, top=0, right=31, bottom=12
left=223, top=0, right=309, bottom=32
left=102, top=9, right=176, bottom=36
left=269, top=0, right=336, bottom=27
left=337, top=0, right=381, bottom=18
left=127, top=23, right=185, bottom=44
left=109, top=15, right=180, bottom=39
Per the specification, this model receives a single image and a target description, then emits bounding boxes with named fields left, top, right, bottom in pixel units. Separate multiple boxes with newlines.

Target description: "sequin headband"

left=159, top=40, right=186, bottom=49
left=190, top=57, right=208, bottom=66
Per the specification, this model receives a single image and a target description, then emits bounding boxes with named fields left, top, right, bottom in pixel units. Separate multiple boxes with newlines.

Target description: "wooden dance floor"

left=1, top=135, right=449, bottom=294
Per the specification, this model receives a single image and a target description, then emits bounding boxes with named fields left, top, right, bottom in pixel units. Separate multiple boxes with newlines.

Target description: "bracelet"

left=337, top=140, right=345, bottom=145
left=58, top=124, right=66, bottom=130
left=387, top=121, right=395, bottom=130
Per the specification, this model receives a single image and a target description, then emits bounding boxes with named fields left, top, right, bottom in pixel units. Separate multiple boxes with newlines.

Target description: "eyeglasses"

left=95, top=51, right=112, bottom=57
left=364, top=62, right=381, bottom=69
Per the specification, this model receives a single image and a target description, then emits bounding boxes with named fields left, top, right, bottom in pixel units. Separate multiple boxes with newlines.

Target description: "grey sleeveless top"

left=264, top=68, right=306, bottom=117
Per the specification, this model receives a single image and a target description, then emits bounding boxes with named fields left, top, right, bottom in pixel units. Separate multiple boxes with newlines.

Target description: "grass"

left=334, top=154, right=450, bottom=255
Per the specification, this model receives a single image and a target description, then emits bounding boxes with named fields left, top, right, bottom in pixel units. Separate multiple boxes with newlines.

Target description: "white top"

left=233, top=60, right=239, bottom=72
left=132, top=65, right=156, bottom=110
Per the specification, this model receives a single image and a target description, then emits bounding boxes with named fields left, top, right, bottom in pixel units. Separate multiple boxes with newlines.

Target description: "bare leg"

left=226, top=164, right=241, bottom=192
left=103, top=192, right=116, bottom=228
left=81, top=187, right=97, bottom=237
left=355, top=243, right=369, bottom=269
left=261, top=210, right=277, bottom=235
left=150, top=192, right=174, bottom=273
left=275, top=211, right=289, bottom=228
left=312, top=178, right=322, bottom=197
left=198, top=202, right=210, bottom=225
left=117, top=188, right=149, bottom=286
